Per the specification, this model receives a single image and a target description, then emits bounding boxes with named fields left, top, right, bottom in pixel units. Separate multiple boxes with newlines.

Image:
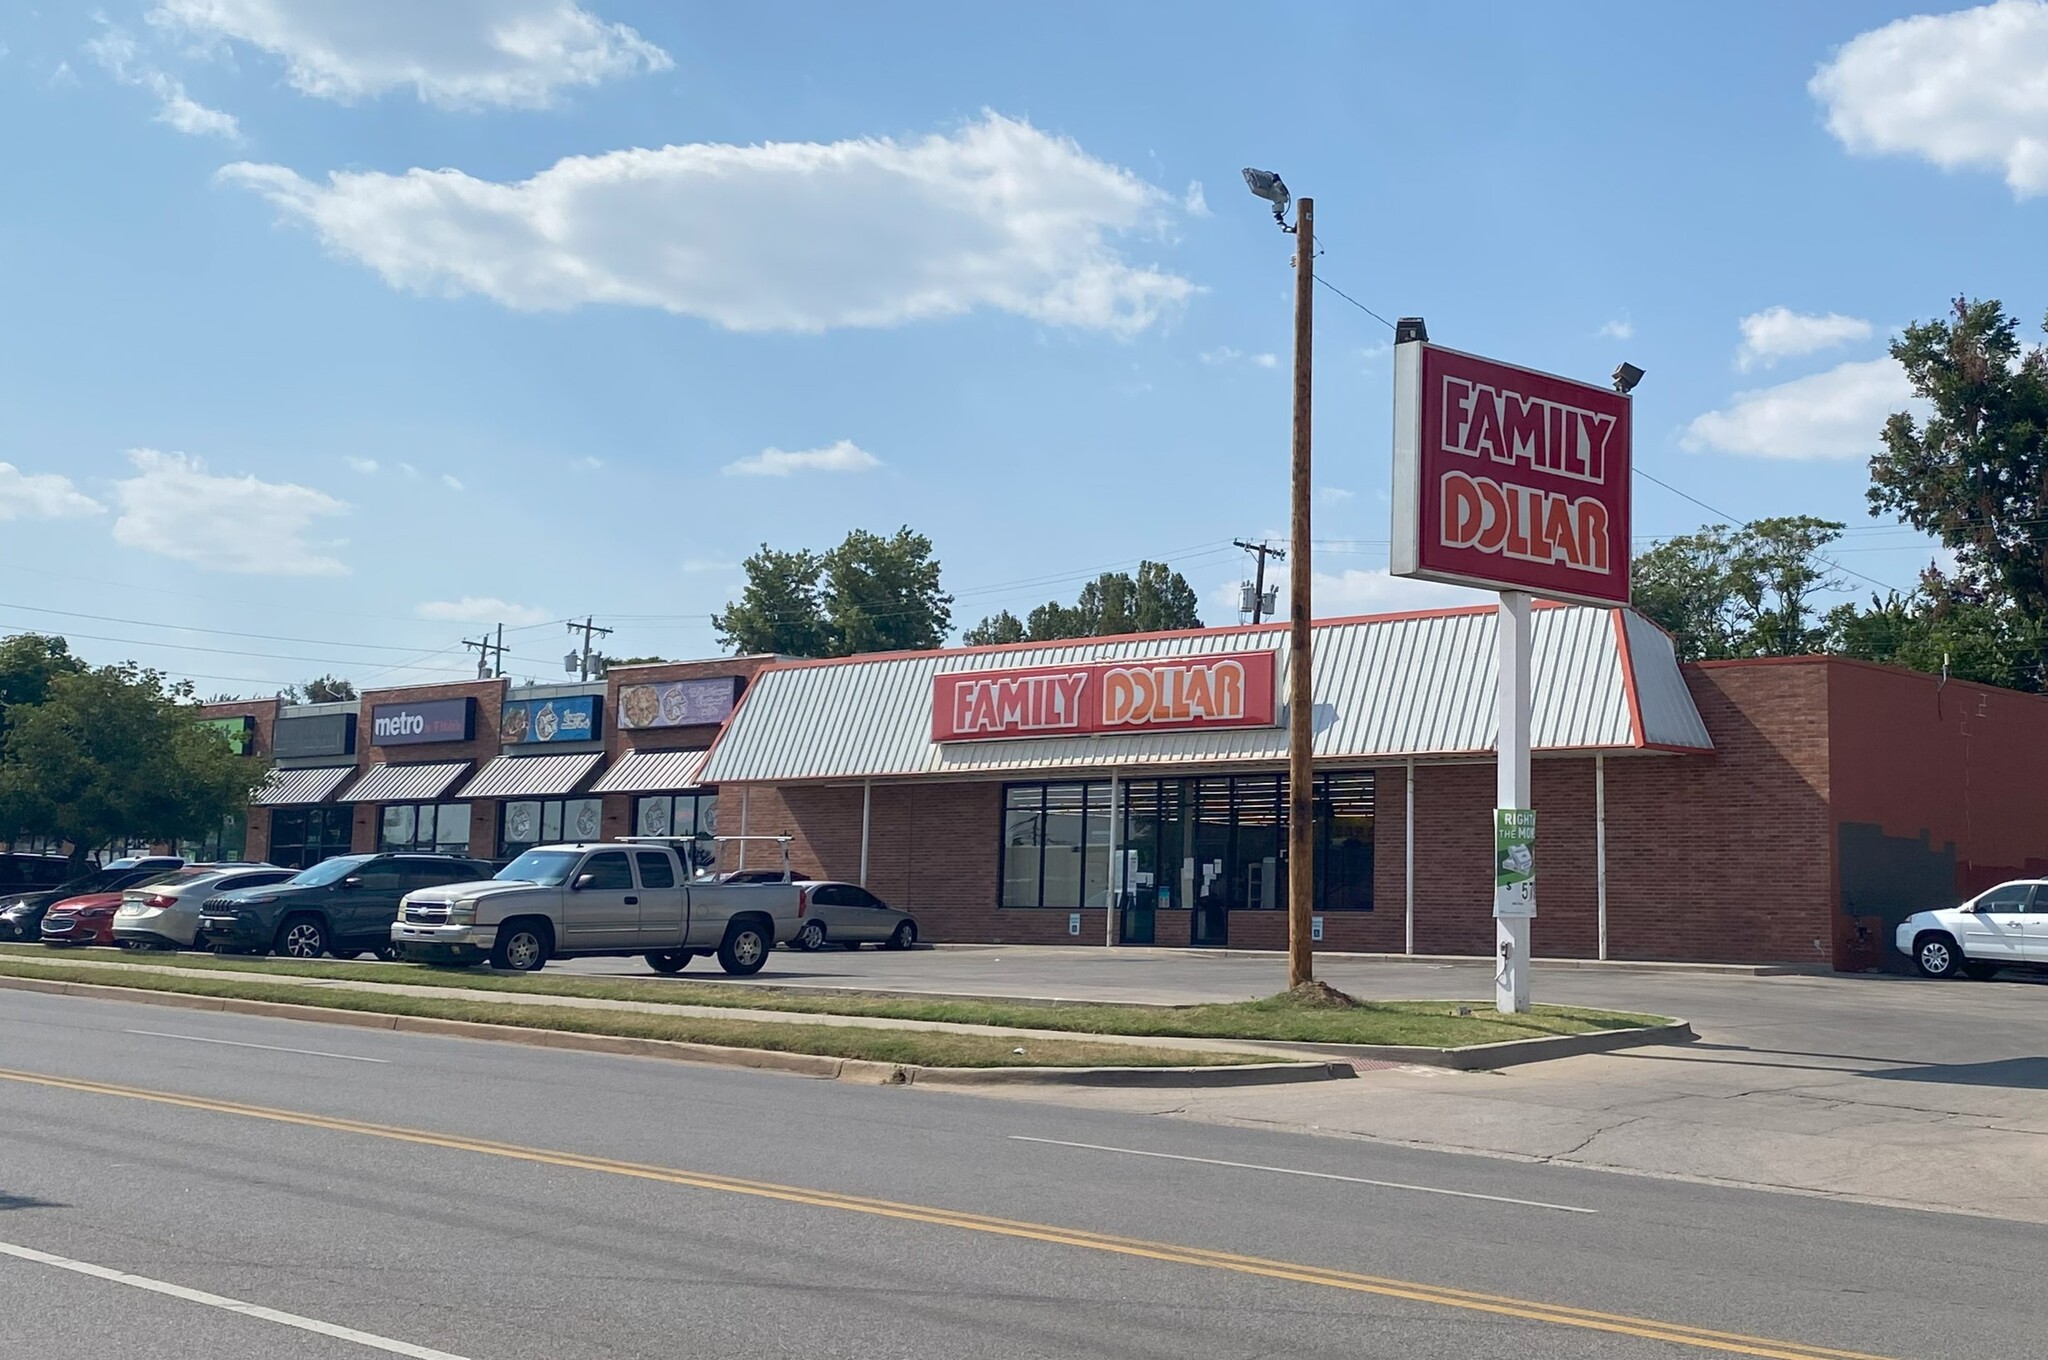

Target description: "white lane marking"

left=0, top=1238, right=469, bottom=1359
left=122, top=1030, right=390, bottom=1064
left=1008, top=1136, right=1598, bottom=1215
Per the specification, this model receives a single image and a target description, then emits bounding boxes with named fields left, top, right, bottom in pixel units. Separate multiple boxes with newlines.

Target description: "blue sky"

left=1, top=1, right=2043, bottom=695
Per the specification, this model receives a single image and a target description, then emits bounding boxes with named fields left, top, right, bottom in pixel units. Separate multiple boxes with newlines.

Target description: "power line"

left=1630, top=466, right=1904, bottom=597
left=1313, top=274, right=1396, bottom=331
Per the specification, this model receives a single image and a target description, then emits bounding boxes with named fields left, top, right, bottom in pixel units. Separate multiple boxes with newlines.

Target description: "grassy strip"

left=0, top=943, right=1669, bottom=1047
left=0, top=960, right=1262, bottom=1069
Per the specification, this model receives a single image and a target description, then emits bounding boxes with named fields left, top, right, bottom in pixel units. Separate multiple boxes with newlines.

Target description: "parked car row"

left=1, top=840, right=920, bottom=977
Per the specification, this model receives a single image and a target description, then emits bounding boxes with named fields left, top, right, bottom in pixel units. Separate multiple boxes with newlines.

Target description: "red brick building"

left=697, top=604, right=2048, bottom=971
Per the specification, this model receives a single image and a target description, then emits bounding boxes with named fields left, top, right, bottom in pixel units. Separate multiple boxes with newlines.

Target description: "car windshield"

left=287, top=856, right=372, bottom=888
left=496, top=850, right=580, bottom=886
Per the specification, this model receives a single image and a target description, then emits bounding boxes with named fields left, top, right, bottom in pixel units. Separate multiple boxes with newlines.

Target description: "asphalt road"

left=0, top=987, right=2029, bottom=1359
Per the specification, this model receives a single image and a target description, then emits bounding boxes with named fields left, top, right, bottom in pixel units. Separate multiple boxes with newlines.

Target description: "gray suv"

left=197, top=853, right=494, bottom=959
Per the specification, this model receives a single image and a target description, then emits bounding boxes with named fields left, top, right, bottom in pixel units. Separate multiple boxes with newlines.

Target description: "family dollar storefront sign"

left=1391, top=343, right=1632, bottom=606
left=930, top=652, right=1278, bottom=743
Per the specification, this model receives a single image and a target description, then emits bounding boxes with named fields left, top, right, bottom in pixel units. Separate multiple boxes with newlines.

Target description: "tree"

left=1630, top=518, right=1845, bottom=661
left=714, top=529, right=952, bottom=657
left=0, top=662, right=266, bottom=868
left=1826, top=570, right=2045, bottom=692
left=1866, top=297, right=2048, bottom=683
left=822, top=527, right=953, bottom=654
left=962, top=611, right=1027, bottom=646
left=603, top=655, right=667, bottom=668
left=279, top=674, right=357, bottom=704
left=713, top=546, right=829, bottom=657
left=968, top=561, right=1205, bottom=644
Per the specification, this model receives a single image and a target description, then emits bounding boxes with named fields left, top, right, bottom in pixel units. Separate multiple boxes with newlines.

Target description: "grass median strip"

left=0, top=944, right=1667, bottom=1046
left=0, top=961, right=1262, bottom=1069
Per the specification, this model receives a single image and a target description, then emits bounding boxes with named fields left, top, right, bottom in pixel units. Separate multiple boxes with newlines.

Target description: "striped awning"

left=339, top=761, right=472, bottom=804
left=455, top=752, right=604, bottom=800
left=251, top=765, right=353, bottom=807
left=590, top=748, right=711, bottom=794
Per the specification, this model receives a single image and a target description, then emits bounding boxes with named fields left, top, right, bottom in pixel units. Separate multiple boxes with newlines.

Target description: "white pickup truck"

left=389, top=837, right=804, bottom=975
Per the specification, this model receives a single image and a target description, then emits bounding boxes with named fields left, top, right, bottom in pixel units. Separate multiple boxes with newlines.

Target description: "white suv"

left=1895, top=880, right=2048, bottom=979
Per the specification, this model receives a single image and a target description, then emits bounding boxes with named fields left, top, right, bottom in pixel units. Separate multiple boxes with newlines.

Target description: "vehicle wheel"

left=794, top=920, right=827, bottom=952
left=1913, top=932, right=1962, bottom=979
left=492, top=921, right=550, bottom=972
left=645, top=950, right=692, bottom=974
left=1961, top=960, right=2000, bottom=981
left=885, top=920, right=918, bottom=951
left=717, top=922, right=771, bottom=976
left=274, top=915, right=329, bottom=960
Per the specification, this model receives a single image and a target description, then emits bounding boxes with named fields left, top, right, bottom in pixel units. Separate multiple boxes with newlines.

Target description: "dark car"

left=0, top=853, right=71, bottom=895
left=0, top=856, right=186, bottom=942
left=197, top=852, right=495, bottom=959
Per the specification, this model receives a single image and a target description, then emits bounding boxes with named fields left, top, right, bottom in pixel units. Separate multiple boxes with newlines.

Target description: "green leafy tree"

left=822, top=527, right=953, bottom=654
left=971, top=561, right=1204, bottom=644
left=279, top=674, right=357, bottom=704
left=1826, top=570, right=2045, bottom=691
left=1631, top=518, right=1845, bottom=661
left=0, top=662, right=266, bottom=868
left=713, top=546, right=829, bottom=657
left=962, top=611, right=1027, bottom=646
left=1866, top=297, right=2048, bottom=683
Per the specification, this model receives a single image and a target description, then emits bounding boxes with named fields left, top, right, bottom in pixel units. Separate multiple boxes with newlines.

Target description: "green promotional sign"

left=1493, top=808, right=1535, bottom=919
left=198, top=716, right=254, bottom=756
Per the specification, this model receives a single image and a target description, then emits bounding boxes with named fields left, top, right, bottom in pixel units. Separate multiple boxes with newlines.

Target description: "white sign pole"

left=1495, top=591, right=1533, bottom=1013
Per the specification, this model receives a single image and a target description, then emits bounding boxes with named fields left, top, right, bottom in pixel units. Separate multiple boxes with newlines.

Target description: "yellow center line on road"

left=0, top=1066, right=1897, bottom=1360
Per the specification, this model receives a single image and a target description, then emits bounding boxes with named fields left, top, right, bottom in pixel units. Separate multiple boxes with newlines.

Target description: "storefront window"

left=501, top=797, right=604, bottom=858
left=180, top=811, right=247, bottom=864
left=631, top=793, right=719, bottom=871
left=268, top=806, right=354, bottom=870
left=380, top=803, right=471, bottom=855
left=999, top=773, right=1374, bottom=912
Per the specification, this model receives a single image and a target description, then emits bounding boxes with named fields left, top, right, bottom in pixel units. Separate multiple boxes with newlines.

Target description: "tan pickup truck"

left=390, top=837, right=803, bottom=975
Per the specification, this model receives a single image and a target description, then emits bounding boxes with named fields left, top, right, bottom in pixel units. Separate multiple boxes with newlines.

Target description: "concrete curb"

left=1267, top=1020, right=1696, bottom=1071
left=929, top=944, right=1821, bottom=977
left=0, top=974, right=1350, bottom=1089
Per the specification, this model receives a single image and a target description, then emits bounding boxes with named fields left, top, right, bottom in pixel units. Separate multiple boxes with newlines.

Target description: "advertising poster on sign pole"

left=1390, top=331, right=1633, bottom=1012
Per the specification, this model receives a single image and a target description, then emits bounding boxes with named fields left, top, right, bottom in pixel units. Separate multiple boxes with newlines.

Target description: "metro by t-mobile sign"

left=1390, top=343, right=1631, bottom=606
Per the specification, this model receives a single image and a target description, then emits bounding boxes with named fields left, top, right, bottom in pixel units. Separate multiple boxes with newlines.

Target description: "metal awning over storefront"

left=251, top=765, right=353, bottom=807
left=339, top=761, right=472, bottom=804
left=590, top=748, right=710, bottom=794
left=455, top=752, right=604, bottom=800
left=700, top=604, right=1714, bottom=785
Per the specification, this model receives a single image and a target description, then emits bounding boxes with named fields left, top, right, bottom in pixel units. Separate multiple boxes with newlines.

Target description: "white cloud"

left=570, top=455, right=602, bottom=470
left=1182, top=179, right=1210, bottom=217
left=723, top=439, right=881, bottom=478
left=1735, top=306, right=1873, bottom=371
left=1200, top=346, right=1278, bottom=368
left=0, top=463, right=104, bottom=521
left=1306, top=570, right=1491, bottom=617
left=441, top=473, right=464, bottom=491
left=1597, top=318, right=1634, bottom=340
left=416, top=596, right=550, bottom=627
left=345, top=456, right=379, bottom=474
left=1812, top=0, right=2048, bottom=197
left=110, top=448, right=349, bottom=574
left=397, top=461, right=419, bottom=477
left=86, top=23, right=241, bottom=141
left=150, top=0, right=670, bottom=109
left=219, top=113, right=1195, bottom=336
left=680, top=557, right=734, bottom=573
left=1682, top=358, right=1916, bottom=460
left=1318, top=486, right=1355, bottom=504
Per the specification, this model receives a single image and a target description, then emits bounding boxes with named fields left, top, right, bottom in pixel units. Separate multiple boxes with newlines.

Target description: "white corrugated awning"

left=590, top=748, right=710, bottom=794
left=339, top=761, right=471, bottom=804
left=699, top=604, right=1714, bottom=785
left=455, top=752, right=604, bottom=800
left=251, top=765, right=353, bottom=806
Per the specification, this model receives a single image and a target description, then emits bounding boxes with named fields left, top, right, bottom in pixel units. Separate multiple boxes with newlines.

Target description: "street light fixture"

left=1246, top=166, right=1316, bottom=991
left=1612, top=362, right=1645, bottom=395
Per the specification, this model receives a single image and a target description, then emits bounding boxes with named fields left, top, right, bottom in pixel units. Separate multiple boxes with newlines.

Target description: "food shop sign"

left=617, top=677, right=743, bottom=731
left=931, top=652, right=1278, bottom=742
left=1391, top=342, right=1631, bottom=606
left=500, top=695, right=599, bottom=744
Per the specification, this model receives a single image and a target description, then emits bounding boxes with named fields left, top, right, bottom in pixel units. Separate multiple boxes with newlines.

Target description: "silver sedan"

left=788, top=882, right=919, bottom=952
left=113, top=863, right=293, bottom=948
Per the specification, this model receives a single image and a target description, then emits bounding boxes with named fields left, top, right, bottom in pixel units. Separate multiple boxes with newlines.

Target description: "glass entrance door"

left=1188, top=777, right=1231, bottom=947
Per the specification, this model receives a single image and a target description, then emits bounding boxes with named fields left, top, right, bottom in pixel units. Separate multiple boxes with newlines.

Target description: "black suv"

left=0, top=856, right=187, bottom=941
left=197, top=852, right=494, bottom=959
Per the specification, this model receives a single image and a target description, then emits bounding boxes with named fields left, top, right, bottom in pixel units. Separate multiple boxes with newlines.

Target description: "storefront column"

left=1404, top=758, right=1416, bottom=955
left=738, top=788, right=749, bottom=871
left=859, top=779, right=872, bottom=888
left=1105, top=769, right=1121, bottom=947
left=1596, top=755, right=1608, bottom=961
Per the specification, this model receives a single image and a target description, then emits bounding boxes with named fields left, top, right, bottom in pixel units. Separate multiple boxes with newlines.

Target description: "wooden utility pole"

left=568, top=617, right=613, bottom=682
left=463, top=629, right=507, bottom=679
left=1286, top=197, right=1315, bottom=990
left=1233, top=539, right=1285, bottom=625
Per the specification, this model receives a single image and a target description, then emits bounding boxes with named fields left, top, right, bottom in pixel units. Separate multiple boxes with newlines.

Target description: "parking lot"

left=558, top=945, right=2048, bottom=1220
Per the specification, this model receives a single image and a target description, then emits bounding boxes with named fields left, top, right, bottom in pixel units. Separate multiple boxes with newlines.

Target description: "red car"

left=40, top=870, right=181, bottom=946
